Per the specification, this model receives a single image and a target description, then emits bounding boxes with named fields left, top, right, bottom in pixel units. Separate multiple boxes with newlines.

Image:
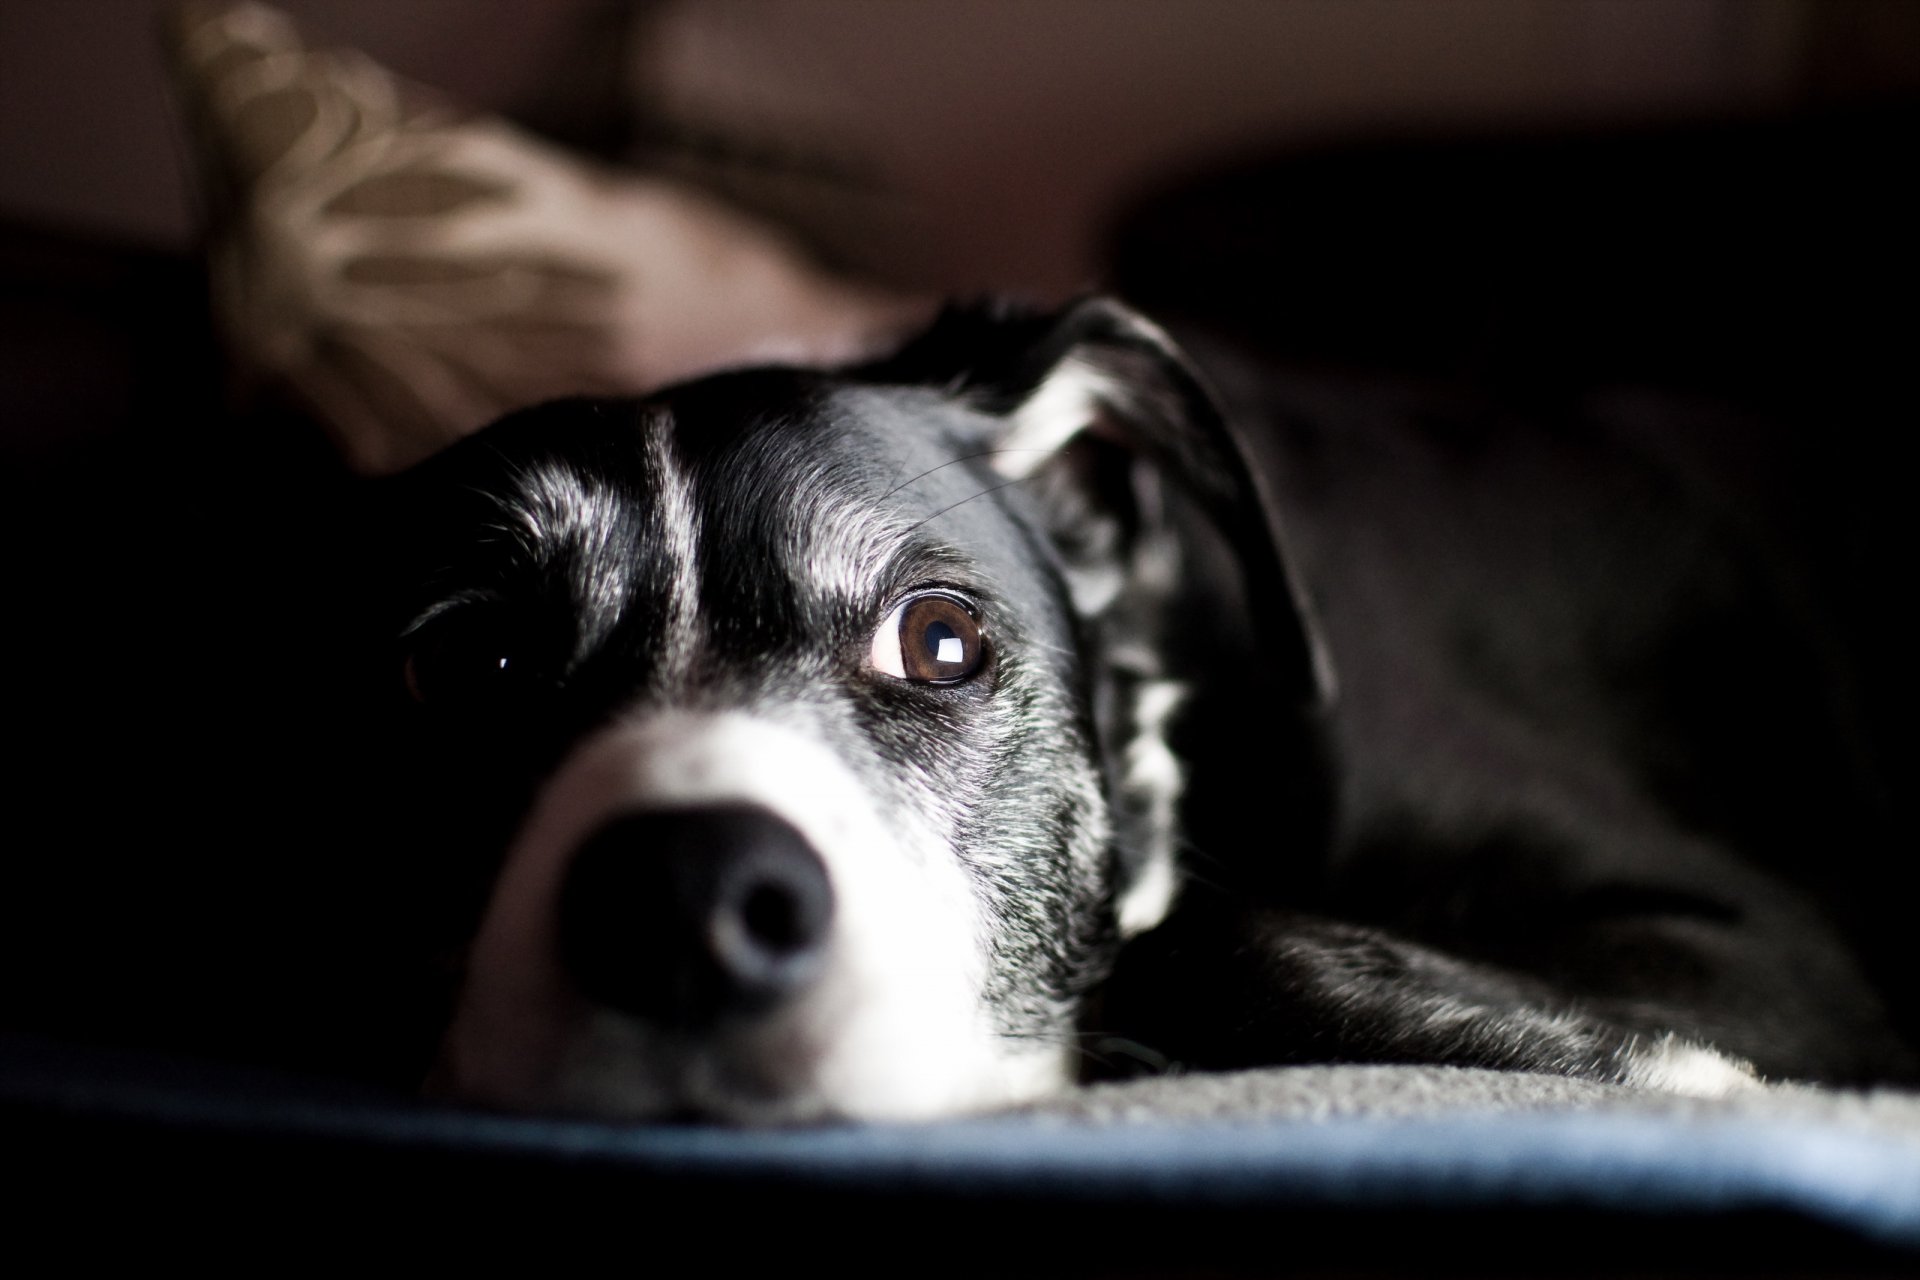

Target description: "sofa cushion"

left=162, top=0, right=929, bottom=473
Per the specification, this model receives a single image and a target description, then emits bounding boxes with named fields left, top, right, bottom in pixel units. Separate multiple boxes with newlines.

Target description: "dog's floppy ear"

left=875, top=298, right=1333, bottom=932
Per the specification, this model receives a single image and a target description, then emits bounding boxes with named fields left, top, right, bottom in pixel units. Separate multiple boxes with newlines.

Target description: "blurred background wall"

left=4, top=0, right=1916, bottom=290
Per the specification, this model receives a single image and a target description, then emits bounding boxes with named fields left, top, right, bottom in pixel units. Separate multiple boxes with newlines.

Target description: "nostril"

left=741, top=883, right=803, bottom=952
left=557, top=805, right=835, bottom=1028
left=709, top=850, right=835, bottom=987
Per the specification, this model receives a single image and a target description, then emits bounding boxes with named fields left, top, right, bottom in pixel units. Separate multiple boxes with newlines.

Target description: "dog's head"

left=345, top=299, right=1325, bottom=1121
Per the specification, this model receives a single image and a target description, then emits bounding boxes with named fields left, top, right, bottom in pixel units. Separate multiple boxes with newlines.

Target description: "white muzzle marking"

left=433, top=710, right=1072, bottom=1121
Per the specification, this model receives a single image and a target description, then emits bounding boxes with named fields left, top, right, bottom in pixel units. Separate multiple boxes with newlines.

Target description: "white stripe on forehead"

left=644, top=406, right=703, bottom=684
left=487, top=405, right=701, bottom=666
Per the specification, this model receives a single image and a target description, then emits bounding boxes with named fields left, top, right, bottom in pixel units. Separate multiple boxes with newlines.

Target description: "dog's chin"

left=429, top=992, right=1074, bottom=1126
left=425, top=710, right=1078, bottom=1124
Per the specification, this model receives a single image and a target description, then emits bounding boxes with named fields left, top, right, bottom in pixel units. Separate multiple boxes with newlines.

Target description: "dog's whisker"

left=998, top=1027, right=1174, bottom=1075
left=903, top=478, right=1027, bottom=533
left=881, top=449, right=1054, bottom=500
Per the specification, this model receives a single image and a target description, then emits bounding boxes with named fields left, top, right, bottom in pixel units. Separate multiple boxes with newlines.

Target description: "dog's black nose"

left=557, top=806, right=835, bottom=1028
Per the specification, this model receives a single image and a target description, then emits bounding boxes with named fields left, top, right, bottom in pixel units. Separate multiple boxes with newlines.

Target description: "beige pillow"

left=163, top=1, right=931, bottom=474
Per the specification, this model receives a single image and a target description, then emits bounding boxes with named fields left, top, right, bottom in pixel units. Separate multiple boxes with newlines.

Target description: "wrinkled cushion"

left=162, top=1, right=929, bottom=473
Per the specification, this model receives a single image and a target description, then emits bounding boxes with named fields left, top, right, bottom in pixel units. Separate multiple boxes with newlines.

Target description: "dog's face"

left=343, top=301, right=1321, bottom=1122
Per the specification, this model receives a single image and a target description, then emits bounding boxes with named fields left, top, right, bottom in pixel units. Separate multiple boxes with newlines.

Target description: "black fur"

left=1098, top=338, right=1918, bottom=1087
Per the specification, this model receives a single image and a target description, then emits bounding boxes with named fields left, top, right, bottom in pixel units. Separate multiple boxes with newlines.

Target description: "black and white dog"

left=317, top=298, right=1911, bottom=1122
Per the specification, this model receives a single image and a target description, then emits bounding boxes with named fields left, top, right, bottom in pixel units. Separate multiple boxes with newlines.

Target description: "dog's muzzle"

left=558, top=805, right=835, bottom=1027
left=435, top=711, right=1065, bottom=1121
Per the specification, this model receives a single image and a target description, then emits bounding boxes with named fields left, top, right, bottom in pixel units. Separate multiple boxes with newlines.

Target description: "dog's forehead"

left=662, top=377, right=1056, bottom=621
left=400, top=378, right=1063, bottom=649
left=424, top=377, right=1002, bottom=525
left=666, top=377, right=1004, bottom=511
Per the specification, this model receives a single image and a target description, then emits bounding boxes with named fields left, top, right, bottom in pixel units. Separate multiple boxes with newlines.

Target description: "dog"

left=289, top=296, right=1912, bottom=1122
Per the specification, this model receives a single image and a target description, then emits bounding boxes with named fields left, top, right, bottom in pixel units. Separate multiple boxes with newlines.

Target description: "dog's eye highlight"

left=870, top=593, right=986, bottom=684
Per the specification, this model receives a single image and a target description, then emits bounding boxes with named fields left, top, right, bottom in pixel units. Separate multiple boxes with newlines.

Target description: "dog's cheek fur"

left=821, top=545, right=1118, bottom=1059
left=870, top=635, right=1115, bottom=1041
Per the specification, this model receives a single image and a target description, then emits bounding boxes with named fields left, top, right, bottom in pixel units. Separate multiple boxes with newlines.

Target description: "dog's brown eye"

left=870, top=593, right=986, bottom=684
